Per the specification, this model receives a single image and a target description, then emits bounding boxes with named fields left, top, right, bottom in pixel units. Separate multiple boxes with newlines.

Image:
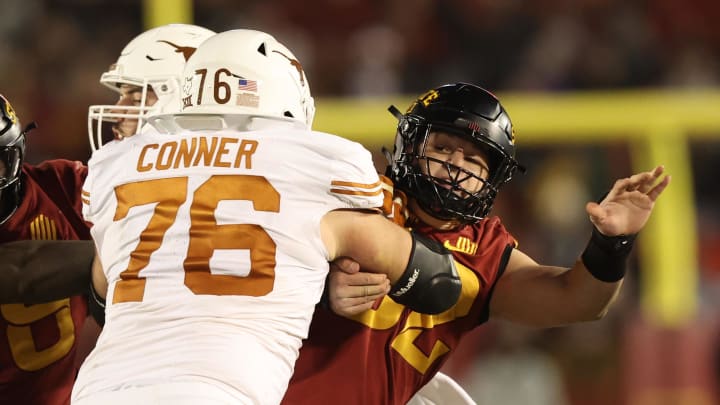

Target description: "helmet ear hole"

left=283, top=111, right=294, bottom=118
left=258, top=43, right=267, bottom=56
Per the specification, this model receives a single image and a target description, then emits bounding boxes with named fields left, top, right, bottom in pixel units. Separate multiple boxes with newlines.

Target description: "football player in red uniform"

left=0, top=94, right=91, bottom=405
left=0, top=78, right=669, bottom=404
left=282, top=83, right=670, bottom=404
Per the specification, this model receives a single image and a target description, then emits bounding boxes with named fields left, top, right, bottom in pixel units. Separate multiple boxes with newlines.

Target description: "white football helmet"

left=88, top=23, right=215, bottom=150
left=163, top=29, right=315, bottom=130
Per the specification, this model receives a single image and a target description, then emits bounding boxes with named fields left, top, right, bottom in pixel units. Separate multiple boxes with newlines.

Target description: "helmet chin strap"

left=0, top=180, right=22, bottom=226
left=388, top=105, right=403, bottom=120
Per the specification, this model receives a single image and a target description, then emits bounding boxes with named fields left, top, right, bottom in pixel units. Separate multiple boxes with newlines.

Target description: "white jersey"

left=74, top=123, right=383, bottom=404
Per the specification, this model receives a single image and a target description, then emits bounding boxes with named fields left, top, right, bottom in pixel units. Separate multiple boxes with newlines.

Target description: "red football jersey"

left=283, top=215, right=516, bottom=405
left=0, top=160, right=90, bottom=405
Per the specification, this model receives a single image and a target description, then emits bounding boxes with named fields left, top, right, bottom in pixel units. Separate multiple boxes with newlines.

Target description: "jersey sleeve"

left=379, top=175, right=408, bottom=226
left=62, top=160, right=88, bottom=218
left=32, top=159, right=88, bottom=215
left=326, top=142, right=383, bottom=210
left=419, top=216, right=517, bottom=326
left=81, top=156, right=97, bottom=225
left=80, top=140, right=128, bottom=226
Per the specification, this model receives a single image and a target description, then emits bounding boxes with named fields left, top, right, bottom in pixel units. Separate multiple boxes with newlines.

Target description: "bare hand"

left=328, top=257, right=391, bottom=317
left=586, top=165, right=671, bottom=236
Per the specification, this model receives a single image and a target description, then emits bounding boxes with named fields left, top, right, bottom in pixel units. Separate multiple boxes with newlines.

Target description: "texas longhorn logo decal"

left=272, top=50, right=306, bottom=86
left=156, top=40, right=198, bottom=61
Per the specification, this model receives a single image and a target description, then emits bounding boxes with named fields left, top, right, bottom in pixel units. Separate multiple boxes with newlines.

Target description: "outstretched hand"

left=327, top=257, right=390, bottom=317
left=586, top=165, right=671, bottom=236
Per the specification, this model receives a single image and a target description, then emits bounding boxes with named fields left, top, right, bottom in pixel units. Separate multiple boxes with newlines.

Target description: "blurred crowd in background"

left=1, top=1, right=719, bottom=404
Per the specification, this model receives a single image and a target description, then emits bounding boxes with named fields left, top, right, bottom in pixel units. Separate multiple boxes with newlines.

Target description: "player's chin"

left=112, top=126, right=137, bottom=140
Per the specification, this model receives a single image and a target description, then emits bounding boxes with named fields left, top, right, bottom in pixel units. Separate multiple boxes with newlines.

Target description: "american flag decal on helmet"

left=238, top=79, right=257, bottom=92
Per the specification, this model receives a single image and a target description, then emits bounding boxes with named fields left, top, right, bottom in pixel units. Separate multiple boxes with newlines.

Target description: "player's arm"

left=87, top=252, right=108, bottom=326
left=0, top=240, right=95, bottom=304
left=90, top=252, right=108, bottom=298
left=489, top=166, right=670, bottom=327
left=322, top=209, right=461, bottom=314
left=489, top=250, right=623, bottom=327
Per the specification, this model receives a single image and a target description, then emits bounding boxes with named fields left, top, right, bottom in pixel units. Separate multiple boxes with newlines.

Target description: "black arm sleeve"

left=388, top=232, right=461, bottom=314
left=0, top=240, right=95, bottom=304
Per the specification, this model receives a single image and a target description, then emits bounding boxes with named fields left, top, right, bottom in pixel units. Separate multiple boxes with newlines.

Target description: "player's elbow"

left=388, top=232, right=462, bottom=314
left=391, top=268, right=462, bottom=315
left=423, top=272, right=463, bottom=314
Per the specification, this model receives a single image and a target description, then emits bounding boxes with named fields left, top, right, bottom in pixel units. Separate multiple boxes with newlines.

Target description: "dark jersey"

left=283, top=215, right=516, bottom=405
left=0, top=160, right=90, bottom=405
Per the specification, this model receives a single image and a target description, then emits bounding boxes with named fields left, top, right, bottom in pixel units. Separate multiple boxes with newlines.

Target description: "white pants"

left=406, top=372, right=476, bottom=405
left=71, top=382, right=249, bottom=405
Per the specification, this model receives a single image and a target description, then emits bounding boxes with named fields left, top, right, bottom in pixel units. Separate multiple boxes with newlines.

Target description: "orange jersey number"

left=112, top=175, right=280, bottom=303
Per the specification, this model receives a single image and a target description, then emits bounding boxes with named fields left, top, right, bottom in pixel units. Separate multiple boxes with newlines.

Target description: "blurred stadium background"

left=2, top=0, right=719, bottom=404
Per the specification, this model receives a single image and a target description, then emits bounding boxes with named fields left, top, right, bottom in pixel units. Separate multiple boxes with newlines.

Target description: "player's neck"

left=408, top=199, right=461, bottom=231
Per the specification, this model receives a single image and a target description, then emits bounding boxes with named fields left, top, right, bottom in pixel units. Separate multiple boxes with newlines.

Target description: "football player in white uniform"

left=0, top=24, right=217, bottom=306
left=88, top=23, right=217, bottom=149
left=72, top=29, right=461, bottom=405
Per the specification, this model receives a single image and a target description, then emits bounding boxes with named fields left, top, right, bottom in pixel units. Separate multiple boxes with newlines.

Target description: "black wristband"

left=581, top=226, right=637, bottom=282
left=88, top=281, right=106, bottom=327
